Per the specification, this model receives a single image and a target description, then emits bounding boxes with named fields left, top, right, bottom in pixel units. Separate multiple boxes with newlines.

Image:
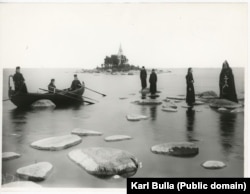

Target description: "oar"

left=39, top=88, right=94, bottom=105
left=85, top=87, right=107, bottom=97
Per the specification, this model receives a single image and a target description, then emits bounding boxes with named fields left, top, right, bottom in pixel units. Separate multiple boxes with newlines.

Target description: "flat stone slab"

left=68, top=147, right=139, bottom=177
left=202, top=160, right=226, bottom=169
left=104, top=135, right=132, bottom=142
left=2, top=181, right=42, bottom=188
left=133, top=99, right=162, bottom=105
left=230, top=108, right=244, bottom=113
left=151, top=142, right=199, bottom=157
left=209, top=99, right=242, bottom=109
left=198, top=91, right=218, bottom=98
left=2, top=152, right=21, bottom=161
left=167, top=96, right=185, bottom=100
left=218, top=107, right=228, bottom=112
left=16, top=162, right=53, bottom=181
left=31, top=99, right=56, bottom=108
left=194, top=101, right=205, bottom=105
left=162, top=107, right=177, bottom=112
left=31, top=135, right=82, bottom=151
left=72, top=128, right=103, bottom=136
left=126, top=114, right=148, bottom=121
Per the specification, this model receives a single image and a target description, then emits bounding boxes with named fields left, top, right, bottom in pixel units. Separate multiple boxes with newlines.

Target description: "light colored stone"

left=31, top=135, right=82, bottom=151
left=140, top=88, right=150, bottom=95
left=209, top=99, right=242, bottom=109
left=16, top=162, right=53, bottom=181
left=167, top=96, right=185, bottom=100
left=218, top=107, right=228, bottom=112
left=182, top=105, right=192, bottom=108
left=194, top=101, right=205, bottom=105
left=230, top=108, right=244, bottom=113
left=126, top=114, right=148, bottom=121
left=68, top=147, right=139, bottom=177
left=2, top=181, right=42, bottom=188
left=105, top=135, right=132, bottom=142
left=151, top=142, right=199, bottom=157
left=202, top=160, right=226, bottom=169
left=31, top=99, right=56, bottom=108
left=162, top=107, right=177, bottom=112
left=72, top=128, right=102, bottom=136
left=198, top=91, right=218, bottom=99
left=2, top=152, right=21, bottom=161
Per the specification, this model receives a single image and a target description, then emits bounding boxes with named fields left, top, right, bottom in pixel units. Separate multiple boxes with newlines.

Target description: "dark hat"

left=74, top=74, right=77, bottom=77
left=51, top=78, right=55, bottom=82
left=16, top=66, right=20, bottom=70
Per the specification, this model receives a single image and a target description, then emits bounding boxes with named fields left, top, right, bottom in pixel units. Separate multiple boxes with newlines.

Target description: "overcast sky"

left=0, top=3, right=247, bottom=69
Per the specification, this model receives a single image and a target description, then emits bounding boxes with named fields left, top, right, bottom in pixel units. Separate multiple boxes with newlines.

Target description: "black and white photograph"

left=0, top=1, right=247, bottom=193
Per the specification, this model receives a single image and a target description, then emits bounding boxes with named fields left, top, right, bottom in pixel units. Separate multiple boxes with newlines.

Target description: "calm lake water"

left=2, top=68, right=244, bottom=188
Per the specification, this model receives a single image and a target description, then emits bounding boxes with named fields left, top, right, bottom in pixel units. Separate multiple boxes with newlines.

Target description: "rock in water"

left=162, top=107, right=177, bottom=112
left=140, top=88, right=150, bottom=95
left=230, top=108, right=244, bottom=113
left=201, top=160, right=226, bottom=169
left=31, top=100, right=56, bottom=108
left=31, top=135, right=82, bottom=151
left=2, top=181, right=42, bottom=188
left=2, top=152, right=21, bottom=161
left=72, top=128, right=103, bottom=136
left=16, top=162, right=53, bottom=181
left=126, top=114, right=148, bottom=121
left=68, top=147, right=139, bottom=177
left=134, top=99, right=162, bottom=105
left=151, top=142, right=199, bottom=157
left=209, top=99, right=242, bottom=109
left=167, top=96, right=185, bottom=100
left=218, top=107, right=228, bottom=112
left=198, top=91, right=218, bottom=99
left=194, top=101, right=205, bottom=105
left=104, top=135, right=132, bottom=142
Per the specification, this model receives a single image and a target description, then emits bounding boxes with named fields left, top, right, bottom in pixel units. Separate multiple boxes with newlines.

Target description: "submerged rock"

left=72, top=128, right=102, bottom=136
left=2, top=152, right=21, bottom=161
left=16, top=162, right=53, bottom=181
left=126, top=114, right=148, bottom=121
left=151, top=142, right=199, bottom=157
left=133, top=99, right=162, bottom=105
left=198, top=91, right=218, bottom=99
left=209, top=99, right=242, bottom=109
left=162, top=107, right=177, bottom=112
left=119, top=97, right=128, bottom=100
left=31, top=99, right=56, bottom=109
left=202, top=160, right=226, bottom=169
left=68, top=147, right=139, bottom=177
left=31, top=135, right=82, bottom=151
left=2, top=181, right=42, bottom=188
left=105, top=135, right=132, bottom=142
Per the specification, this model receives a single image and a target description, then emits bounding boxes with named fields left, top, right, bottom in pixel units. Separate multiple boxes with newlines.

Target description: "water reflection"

left=218, top=113, right=237, bottom=156
left=150, top=106, right=157, bottom=121
left=185, top=108, right=197, bottom=142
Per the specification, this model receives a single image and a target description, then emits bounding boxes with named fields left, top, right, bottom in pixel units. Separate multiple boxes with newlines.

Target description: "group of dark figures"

left=11, top=66, right=83, bottom=94
left=140, top=60, right=238, bottom=106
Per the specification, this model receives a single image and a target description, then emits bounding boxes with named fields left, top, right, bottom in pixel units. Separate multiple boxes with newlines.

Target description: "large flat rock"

left=162, top=107, right=177, bottom=112
left=2, top=152, right=21, bottom=161
left=72, top=128, right=103, bottom=136
left=104, top=135, right=132, bottom=142
left=126, top=114, right=148, bottom=121
left=133, top=99, right=162, bottom=105
left=198, top=91, right=218, bottom=99
left=2, top=181, right=42, bottom=188
left=16, top=162, right=53, bottom=181
left=209, top=99, right=242, bottom=109
left=31, top=99, right=56, bottom=108
left=202, top=160, right=226, bottom=169
left=68, top=147, right=139, bottom=177
left=151, top=142, right=199, bottom=157
left=31, top=135, right=82, bottom=151
left=167, top=96, right=185, bottom=100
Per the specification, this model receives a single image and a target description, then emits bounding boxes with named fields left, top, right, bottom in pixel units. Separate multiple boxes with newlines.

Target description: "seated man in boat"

left=12, top=66, right=28, bottom=94
left=69, top=74, right=82, bottom=91
left=48, top=79, right=56, bottom=93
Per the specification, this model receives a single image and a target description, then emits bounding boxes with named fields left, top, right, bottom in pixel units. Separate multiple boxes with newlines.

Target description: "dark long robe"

left=70, top=79, right=82, bottom=91
left=219, top=68, right=238, bottom=103
left=13, top=72, right=28, bottom=93
left=48, top=82, right=56, bottom=93
left=140, top=69, right=147, bottom=89
left=186, top=73, right=195, bottom=106
left=149, top=72, right=157, bottom=94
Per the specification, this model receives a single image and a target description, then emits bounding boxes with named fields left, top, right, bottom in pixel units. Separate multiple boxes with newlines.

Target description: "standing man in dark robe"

left=186, top=67, right=195, bottom=106
left=48, top=79, right=56, bottom=93
left=219, top=60, right=238, bottom=103
left=12, top=66, right=28, bottom=94
left=140, top=66, right=147, bottom=89
left=149, top=69, right=157, bottom=95
left=70, top=74, right=82, bottom=91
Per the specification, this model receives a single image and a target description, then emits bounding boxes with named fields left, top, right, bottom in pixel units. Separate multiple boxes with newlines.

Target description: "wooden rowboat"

left=8, top=76, right=86, bottom=108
